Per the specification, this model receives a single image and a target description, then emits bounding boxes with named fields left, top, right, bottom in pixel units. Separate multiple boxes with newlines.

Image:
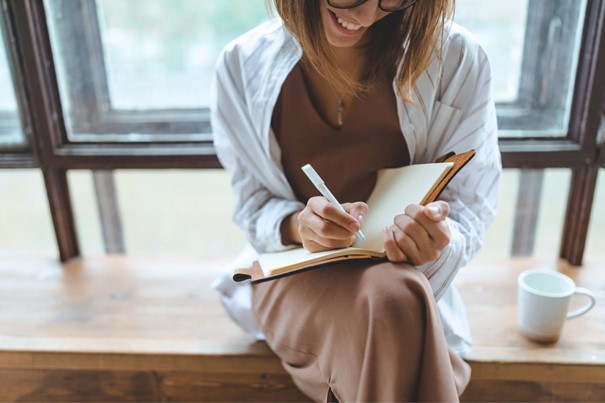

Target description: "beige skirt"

left=252, top=259, right=471, bottom=402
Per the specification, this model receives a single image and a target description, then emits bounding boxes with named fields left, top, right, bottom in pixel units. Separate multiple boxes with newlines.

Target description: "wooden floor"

left=0, top=256, right=603, bottom=401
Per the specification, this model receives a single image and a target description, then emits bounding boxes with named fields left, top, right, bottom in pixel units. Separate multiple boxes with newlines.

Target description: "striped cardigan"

left=210, top=18, right=501, bottom=356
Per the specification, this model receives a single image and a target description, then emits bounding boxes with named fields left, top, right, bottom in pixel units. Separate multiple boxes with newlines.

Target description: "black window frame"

left=45, top=1, right=585, bottom=139
left=0, top=0, right=603, bottom=264
left=496, top=0, right=586, bottom=136
left=36, top=0, right=603, bottom=169
left=0, top=5, right=36, bottom=167
left=46, top=0, right=211, bottom=142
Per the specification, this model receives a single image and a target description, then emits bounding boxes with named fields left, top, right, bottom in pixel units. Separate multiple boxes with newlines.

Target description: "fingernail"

left=428, top=204, right=441, bottom=217
left=358, top=214, right=365, bottom=224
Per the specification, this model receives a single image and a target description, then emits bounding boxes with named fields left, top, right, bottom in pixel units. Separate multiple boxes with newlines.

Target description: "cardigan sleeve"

left=415, top=27, right=502, bottom=300
left=210, top=44, right=304, bottom=253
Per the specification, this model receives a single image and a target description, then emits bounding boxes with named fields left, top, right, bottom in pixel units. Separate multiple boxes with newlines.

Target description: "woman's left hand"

left=382, top=201, right=451, bottom=265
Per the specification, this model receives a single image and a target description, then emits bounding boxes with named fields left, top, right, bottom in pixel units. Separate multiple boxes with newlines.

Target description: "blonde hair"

left=272, top=0, right=455, bottom=101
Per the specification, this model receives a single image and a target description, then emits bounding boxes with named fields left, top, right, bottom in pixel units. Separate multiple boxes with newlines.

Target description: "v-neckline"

left=296, top=64, right=357, bottom=130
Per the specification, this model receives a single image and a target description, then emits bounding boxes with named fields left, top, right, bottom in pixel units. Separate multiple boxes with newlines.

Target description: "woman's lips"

left=328, top=10, right=367, bottom=36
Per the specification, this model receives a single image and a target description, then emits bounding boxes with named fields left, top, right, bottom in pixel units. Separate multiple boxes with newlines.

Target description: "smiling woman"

left=0, top=2, right=601, bottom=382
left=211, top=0, right=501, bottom=400
left=0, top=0, right=599, bottom=257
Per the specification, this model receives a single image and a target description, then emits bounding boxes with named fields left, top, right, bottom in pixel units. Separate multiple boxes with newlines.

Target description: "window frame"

left=0, top=3, right=36, bottom=168
left=38, top=0, right=602, bottom=169
left=496, top=0, right=586, bottom=136
left=499, top=0, right=605, bottom=169
left=46, top=0, right=211, bottom=142
left=2, top=0, right=604, bottom=264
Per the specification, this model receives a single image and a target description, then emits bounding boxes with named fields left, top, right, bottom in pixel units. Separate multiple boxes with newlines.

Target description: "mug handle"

left=567, top=287, right=596, bottom=319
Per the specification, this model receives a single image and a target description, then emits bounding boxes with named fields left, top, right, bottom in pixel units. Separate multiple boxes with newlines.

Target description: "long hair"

left=272, top=0, right=455, bottom=101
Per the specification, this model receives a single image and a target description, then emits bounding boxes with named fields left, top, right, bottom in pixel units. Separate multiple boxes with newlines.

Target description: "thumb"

left=343, top=201, right=369, bottom=225
left=424, top=201, right=450, bottom=222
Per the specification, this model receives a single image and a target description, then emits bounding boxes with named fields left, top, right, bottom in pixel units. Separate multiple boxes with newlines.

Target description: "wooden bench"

left=0, top=256, right=603, bottom=401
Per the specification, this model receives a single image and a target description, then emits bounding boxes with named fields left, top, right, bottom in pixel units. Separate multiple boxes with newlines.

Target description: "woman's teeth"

left=337, top=17, right=362, bottom=31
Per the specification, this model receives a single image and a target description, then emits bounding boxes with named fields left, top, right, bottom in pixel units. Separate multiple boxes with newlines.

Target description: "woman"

left=211, top=0, right=501, bottom=400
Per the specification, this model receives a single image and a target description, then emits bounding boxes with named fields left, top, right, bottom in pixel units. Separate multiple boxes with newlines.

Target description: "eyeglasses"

left=326, top=0, right=417, bottom=13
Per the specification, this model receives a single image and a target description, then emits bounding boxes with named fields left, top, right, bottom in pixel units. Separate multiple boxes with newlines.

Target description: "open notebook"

left=233, top=150, right=475, bottom=283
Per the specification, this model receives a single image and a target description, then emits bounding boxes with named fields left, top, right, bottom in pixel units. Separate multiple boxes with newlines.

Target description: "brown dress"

left=252, top=63, right=471, bottom=402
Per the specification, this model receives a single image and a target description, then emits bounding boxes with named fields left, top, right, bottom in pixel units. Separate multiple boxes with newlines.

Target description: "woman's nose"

left=347, top=0, right=382, bottom=26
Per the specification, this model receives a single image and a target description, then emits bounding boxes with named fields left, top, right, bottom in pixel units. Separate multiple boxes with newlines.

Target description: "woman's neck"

left=331, top=45, right=367, bottom=81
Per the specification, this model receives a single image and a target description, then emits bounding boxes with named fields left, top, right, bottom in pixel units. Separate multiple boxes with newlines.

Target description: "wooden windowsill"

left=0, top=255, right=603, bottom=401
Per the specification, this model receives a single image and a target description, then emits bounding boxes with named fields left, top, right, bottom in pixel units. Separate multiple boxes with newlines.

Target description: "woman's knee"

left=355, top=264, right=433, bottom=325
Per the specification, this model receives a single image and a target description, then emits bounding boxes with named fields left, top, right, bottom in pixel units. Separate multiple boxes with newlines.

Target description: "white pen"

left=301, top=163, right=365, bottom=241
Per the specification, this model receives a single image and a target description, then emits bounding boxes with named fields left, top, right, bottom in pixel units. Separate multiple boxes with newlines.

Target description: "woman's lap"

left=252, top=259, right=469, bottom=401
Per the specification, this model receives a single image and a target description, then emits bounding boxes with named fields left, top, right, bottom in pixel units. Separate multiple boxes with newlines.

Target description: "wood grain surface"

left=0, top=256, right=603, bottom=401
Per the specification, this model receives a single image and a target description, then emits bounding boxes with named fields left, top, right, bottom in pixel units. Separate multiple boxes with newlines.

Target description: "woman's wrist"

left=280, top=211, right=303, bottom=246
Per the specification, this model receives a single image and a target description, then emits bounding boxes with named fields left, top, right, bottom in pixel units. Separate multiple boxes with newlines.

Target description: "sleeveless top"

left=272, top=63, right=410, bottom=204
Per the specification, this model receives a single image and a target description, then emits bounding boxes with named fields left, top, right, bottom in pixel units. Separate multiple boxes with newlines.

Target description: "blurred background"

left=0, top=0, right=602, bottom=262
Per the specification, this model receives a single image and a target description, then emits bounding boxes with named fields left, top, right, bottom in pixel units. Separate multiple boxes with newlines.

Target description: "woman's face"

left=320, top=0, right=391, bottom=49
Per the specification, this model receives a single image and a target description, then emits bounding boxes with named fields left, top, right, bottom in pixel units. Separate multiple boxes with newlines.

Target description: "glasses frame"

left=326, top=0, right=417, bottom=13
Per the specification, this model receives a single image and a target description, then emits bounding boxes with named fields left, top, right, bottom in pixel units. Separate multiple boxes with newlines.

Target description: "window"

left=44, top=0, right=268, bottom=143
left=0, top=170, right=56, bottom=256
left=1, top=0, right=603, bottom=264
left=44, top=0, right=589, bottom=143
left=457, top=0, right=587, bottom=136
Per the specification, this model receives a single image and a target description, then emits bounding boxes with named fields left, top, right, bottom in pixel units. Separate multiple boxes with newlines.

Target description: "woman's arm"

left=400, top=27, right=502, bottom=300
left=212, top=40, right=369, bottom=254
left=211, top=45, right=304, bottom=253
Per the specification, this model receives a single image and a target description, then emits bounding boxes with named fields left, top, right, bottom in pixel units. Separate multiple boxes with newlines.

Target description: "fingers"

left=298, top=197, right=364, bottom=251
left=383, top=225, right=408, bottom=262
left=383, top=203, right=451, bottom=265
left=308, top=197, right=361, bottom=234
left=424, top=201, right=450, bottom=222
left=342, top=201, right=369, bottom=227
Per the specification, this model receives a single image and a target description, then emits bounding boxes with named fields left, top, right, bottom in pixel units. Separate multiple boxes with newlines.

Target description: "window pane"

left=456, top=0, right=528, bottom=103
left=0, top=170, right=56, bottom=256
left=456, top=0, right=587, bottom=136
left=98, top=0, right=268, bottom=110
left=115, top=170, right=246, bottom=257
left=0, top=20, right=25, bottom=148
left=69, top=169, right=246, bottom=257
left=45, top=0, right=587, bottom=140
left=585, top=170, right=605, bottom=261
left=44, top=0, right=268, bottom=142
left=478, top=168, right=571, bottom=259
left=68, top=171, right=105, bottom=256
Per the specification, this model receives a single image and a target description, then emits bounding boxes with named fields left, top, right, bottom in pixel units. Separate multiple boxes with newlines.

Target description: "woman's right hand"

left=291, top=196, right=368, bottom=252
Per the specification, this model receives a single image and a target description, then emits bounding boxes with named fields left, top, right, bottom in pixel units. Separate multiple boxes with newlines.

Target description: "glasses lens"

left=327, top=0, right=416, bottom=11
left=327, top=0, right=367, bottom=9
left=380, top=0, right=416, bottom=12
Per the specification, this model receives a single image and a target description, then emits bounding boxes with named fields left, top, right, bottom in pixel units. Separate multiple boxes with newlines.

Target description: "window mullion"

left=511, top=169, right=544, bottom=256
left=43, top=168, right=80, bottom=261
left=560, top=165, right=599, bottom=265
left=0, top=1, right=35, bottom=158
left=567, top=0, right=605, bottom=149
left=9, top=0, right=80, bottom=261
left=93, top=170, right=125, bottom=254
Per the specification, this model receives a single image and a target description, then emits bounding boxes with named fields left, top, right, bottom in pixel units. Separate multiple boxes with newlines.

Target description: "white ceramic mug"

left=517, top=269, right=596, bottom=343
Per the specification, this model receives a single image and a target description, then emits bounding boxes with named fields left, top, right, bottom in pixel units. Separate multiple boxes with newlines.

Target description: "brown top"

left=272, top=63, right=409, bottom=204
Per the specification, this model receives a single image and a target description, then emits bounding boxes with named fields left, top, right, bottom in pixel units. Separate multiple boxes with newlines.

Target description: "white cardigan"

left=210, top=19, right=501, bottom=356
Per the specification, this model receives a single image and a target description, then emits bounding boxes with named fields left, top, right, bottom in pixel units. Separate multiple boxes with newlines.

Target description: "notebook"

left=233, top=150, right=475, bottom=283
